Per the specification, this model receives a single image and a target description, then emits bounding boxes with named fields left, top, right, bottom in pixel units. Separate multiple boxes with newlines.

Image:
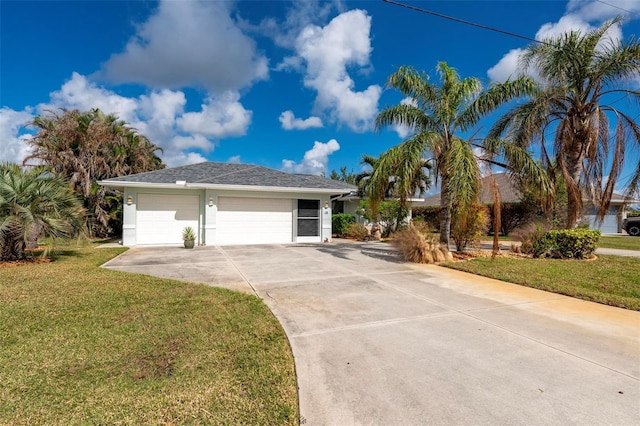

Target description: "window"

left=297, top=199, right=319, bottom=236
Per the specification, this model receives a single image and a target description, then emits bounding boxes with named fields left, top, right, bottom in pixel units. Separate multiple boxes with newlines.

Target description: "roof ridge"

left=191, top=163, right=261, bottom=183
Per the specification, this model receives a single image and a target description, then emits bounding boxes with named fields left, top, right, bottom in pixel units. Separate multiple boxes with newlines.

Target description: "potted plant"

left=182, top=226, right=196, bottom=249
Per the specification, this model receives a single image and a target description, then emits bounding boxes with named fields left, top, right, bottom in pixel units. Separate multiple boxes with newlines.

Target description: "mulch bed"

left=452, top=249, right=532, bottom=261
left=0, top=257, right=53, bottom=268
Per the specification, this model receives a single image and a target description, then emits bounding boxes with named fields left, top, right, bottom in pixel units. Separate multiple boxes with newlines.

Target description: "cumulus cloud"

left=163, top=151, right=209, bottom=167
left=487, top=48, right=532, bottom=83
left=487, top=0, right=639, bottom=82
left=242, top=0, right=343, bottom=49
left=282, top=139, right=340, bottom=175
left=228, top=155, right=242, bottom=164
left=0, top=72, right=255, bottom=167
left=177, top=92, right=252, bottom=138
left=294, top=10, right=381, bottom=131
left=99, top=0, right=268, bottom=92
left=0, top=107, right=34, bottom=164
left=47, top=72, right=139, bottom=121
left=135, top=89, right=187, bottom=143
left=279, top=110, right=323, bottom=130
left=393, top=97, right=417, bottom=139
left=171, top=134, right=214, bottom=152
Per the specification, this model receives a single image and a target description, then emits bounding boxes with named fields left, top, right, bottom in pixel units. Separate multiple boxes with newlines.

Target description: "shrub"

left=532, top=229, right=601, bottom=259
left=391, top=223, right=453, bottom=264
left=332, top=213, right=356, bottom=237
left=346, top=222, right=369, bottom=241
left=451, top=204, right=489, bottom=251
left=488, top=201, right=538, bottom=236
left=358, top=200, right=408, bottom=236
left=513, top=222, right=550, bottom=255
left=411, top=206, right=441, bottom=230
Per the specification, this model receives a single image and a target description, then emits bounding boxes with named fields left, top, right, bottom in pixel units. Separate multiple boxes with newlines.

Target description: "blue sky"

left=1, top=0, right=639, bottom=190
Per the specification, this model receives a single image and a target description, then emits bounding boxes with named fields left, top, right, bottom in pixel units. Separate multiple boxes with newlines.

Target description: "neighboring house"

left=413, top=173, right=636, bottom=234
left=99, top=162, right=355, bottom=246
left=332, top=192, right=423, bottom=224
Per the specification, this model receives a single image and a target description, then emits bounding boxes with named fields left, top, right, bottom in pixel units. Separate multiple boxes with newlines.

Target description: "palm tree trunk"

left=565, top=143, right=585, bottom=229
left=0, top=225, right=26, bottom=261
left=439, top=177, right=451, bottom=247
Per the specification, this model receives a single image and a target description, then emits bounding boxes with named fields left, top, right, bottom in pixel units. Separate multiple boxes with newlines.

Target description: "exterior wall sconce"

left=208, top=197, right=214, bottom=207
left=126, top=195, right=133, bottom=205
left=324, top=201, right=329, bottom=208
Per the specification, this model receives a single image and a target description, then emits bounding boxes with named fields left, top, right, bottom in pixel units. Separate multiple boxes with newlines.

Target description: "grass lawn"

left=598, top=235, right=640, bottom=251
left=445, top=255, right=640, bottom=310
left=0, top=245, right=298, bottom=425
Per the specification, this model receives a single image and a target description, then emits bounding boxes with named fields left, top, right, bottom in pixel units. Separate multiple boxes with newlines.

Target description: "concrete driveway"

left=103, top=243, right=640, bottom=425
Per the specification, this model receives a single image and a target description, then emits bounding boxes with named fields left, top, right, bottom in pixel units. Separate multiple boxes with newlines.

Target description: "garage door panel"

left=137, top=194, right=199, bottom=245
left=217, top=197, right=292, bottom=245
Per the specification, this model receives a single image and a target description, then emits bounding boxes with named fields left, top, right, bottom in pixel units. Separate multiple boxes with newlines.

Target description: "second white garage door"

left=216, top=197, right=293, bottom=245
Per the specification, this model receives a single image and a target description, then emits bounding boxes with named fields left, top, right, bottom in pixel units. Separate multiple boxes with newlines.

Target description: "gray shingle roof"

left=415, top=173, right=523, bottom=207
left=101, top=162, right=356, bottom=191
left=414, top=173, right=637, bottom=207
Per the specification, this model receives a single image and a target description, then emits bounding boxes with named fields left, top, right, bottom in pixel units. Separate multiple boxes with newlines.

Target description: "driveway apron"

left=104, top=243, right=640, bottom=425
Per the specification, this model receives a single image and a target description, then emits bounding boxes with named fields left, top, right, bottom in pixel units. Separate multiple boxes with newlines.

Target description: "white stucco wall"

left=122, top=187, right=332, bottom=246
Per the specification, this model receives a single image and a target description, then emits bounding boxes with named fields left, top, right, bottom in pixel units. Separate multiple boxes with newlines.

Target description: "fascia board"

left=98, top=180, right=354, bottom=195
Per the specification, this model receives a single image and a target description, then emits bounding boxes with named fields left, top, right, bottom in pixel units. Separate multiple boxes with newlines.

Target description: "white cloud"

left=566, top=0, right=640, bottom=22
left=294, top=10, right=381, bottom=131
left=130, top=89, right=187, bottom=147
left=282, top=139, right=340, bottom=175
left=242, top=0, right=343, bottom=49
left=228, top=155, right=241, bottom=164
left=0, top=107, right=34, bottom=164
left=487, top=1, right=638, bottom=82
left=487, top=48, right=527, bottom=83
left=46, top=72, right=138, bottom=121
left=163, top=151, right=209, bottom=167
left=171, top=134, right=214, bottom=152
left=275, top=55, right=304, bottom=72
left=177, top=92, right=252, bottom=138
left=0, top=72, right=255, bottom=167
left=279, top=110, right=323, bottom=130
left=393, top=97, right=417, bottom=139
left=99, top=0, right=268, bottom=92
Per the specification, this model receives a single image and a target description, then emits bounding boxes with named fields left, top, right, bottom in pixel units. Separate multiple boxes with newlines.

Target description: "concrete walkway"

left=103, top=243, right=640, bottom=425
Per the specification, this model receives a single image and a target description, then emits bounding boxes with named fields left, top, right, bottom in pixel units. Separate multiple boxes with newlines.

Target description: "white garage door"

left=217, top=197, right=293, bottom=245
left=137, top=194, right=199, bottom=245
left=585, top=206, right=618, bottom=234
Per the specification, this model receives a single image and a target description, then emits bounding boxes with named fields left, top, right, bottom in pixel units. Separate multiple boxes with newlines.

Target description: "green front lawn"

left=445, top=255, right=640, bottom=310
left=598, top=235, right=640, bottom=251
left=0, top=246, right=298, bottom=425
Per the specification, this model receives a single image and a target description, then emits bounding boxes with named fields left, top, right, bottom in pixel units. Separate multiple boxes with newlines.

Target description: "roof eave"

left=98, top=180, right=354, bottom=195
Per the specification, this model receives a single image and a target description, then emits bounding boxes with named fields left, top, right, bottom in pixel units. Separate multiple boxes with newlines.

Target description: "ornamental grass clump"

left=392, top=223, right=453, bottom=264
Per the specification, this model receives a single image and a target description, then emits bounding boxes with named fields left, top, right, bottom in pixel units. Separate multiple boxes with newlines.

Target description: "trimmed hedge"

left=533, top=229, right=601, bottom=259
left=412, top=206, right=441, bottom=230
left=332, top=213, right=356, bottom=237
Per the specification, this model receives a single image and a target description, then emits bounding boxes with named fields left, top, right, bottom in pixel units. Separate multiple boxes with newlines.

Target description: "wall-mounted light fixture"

left=324, top=201, right=329, bottom=208
left=208, top=197, right=214, bottom=207
left=126, top=196, right=133, bottom=205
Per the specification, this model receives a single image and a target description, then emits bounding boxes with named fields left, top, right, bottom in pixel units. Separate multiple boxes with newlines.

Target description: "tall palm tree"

left=488, top=17, right=640, bottom=228
left=0, top=163, right=85, bottom=261
left=25, top=108, right=164, bottom=237
left=375, top=62, right=540, bottom=245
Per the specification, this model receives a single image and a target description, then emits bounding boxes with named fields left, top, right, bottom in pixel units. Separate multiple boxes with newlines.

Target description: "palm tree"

left=375, top=62, right=540, bottom=245
left=25, top=108, right=164, bottom=237
left=364, top=149, right=432, bottom=212
left=488, top=17, right=640, bottom=228
left=355, top=155, right=382, bottom=197
left=0, top=163, right=85, bottom=261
